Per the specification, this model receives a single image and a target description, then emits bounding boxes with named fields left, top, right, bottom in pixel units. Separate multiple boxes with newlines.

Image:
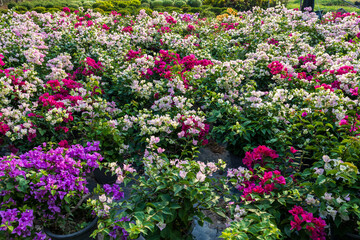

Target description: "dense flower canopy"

left=0, top=5, right=360, bottom=240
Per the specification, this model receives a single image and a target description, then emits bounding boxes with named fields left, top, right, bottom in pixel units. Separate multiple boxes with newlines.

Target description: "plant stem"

left=67, top=193, right=92, bottom=217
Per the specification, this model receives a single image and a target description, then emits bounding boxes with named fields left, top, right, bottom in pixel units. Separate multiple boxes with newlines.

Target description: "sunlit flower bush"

left=0, top=5, right=360, bottom=239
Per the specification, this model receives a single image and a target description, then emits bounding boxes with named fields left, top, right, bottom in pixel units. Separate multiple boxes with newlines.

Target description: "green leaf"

left=169, top=203, right=181, bottom=209
left=313, top=184, right=327, bottom=198
left=334, top=216, right=342, bottom=228
left=306, top=125, right=315, bottom=130
left=39, top=129, right=46, bottom=136
left=277, top=198, right=286, bottom=206
left=155, top=185, right=167, bottom=192
left=247, top=225, right=261, bottom=236
left=284, top=225, right=292, bottom=237
left=6, top=181, right=14, bottom=189
left=134, top=212, right=146, bottom=222
left=315, top=175, right=327, bottom=185
left=178, top=208, right=188, bottom=222
left=173, top=185, right=184, bottom=196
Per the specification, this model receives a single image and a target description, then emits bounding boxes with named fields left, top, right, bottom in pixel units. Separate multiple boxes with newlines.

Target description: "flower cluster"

left=289, top=206, right=327, bottom=240
left=0, top=54, right=120, bottom=153
left=0, top=142, right=102, bottom=238
left=0, top=209, right=45, bottom=239
left=229, top=168, right=286, bottom=200
left=74, top=57, right=104, bottom=78
left=178, top=115, right=209, bottom=145
left=242, top=145, right=279, bottom=169
left=1, top=5, right=360, bottom=239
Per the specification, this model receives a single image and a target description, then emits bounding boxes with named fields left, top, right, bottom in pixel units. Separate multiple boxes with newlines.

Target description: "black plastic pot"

left=315, top=10, right=323, bottom=20
left=44, top=216, right=98, bottom=240
left=330, top=221, right=360, bottom=240
left=94, top=168, right=117, bottom=184
left=346, top=233, right=360, bottom=240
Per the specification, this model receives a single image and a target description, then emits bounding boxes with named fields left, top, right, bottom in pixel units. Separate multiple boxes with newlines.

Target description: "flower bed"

left=0, top=5, right=360, bottom=240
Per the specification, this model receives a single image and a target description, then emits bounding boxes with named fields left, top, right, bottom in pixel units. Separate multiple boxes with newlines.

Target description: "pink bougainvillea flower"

left=274, top=176, right=286, bottom=185
left=290, top=215, right=303, bottom=231
left=350, top=87, right=358, bottom=96
left=290, top=147, right=298, bottom=153
left=242, top=145, right=279, bottom=168
left=0, top=122, right=10, bottom=135
left=62, top=7, right=71, bottom=13
left=0, top=54, right=5, bottom=66
left=273, top=170, right=281, bottom=175
left=102, top=24, right=110, bottom=30
left=262, top=171, right=273, bottom=182
left=339, top=119, right=348, bottom=126
left=187, top=24, right=195, bottom=31
left=288, top=206, right=326, bottom=240
left=58, top=140, right=69, bottom=148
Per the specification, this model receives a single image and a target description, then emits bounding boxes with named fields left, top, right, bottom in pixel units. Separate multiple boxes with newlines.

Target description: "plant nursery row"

left=0, top=5, right=360, bottom=240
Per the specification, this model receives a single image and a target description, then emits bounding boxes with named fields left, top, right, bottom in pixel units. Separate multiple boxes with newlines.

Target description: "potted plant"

left=221, top=145, right=328, bottom=240
left=0, top=141, right=103, bottom=239
left=87, top=178, right=131, bottom=240
left=103, top=136, right=226, bottom=240
left=44, top=214, right=98, bottom=240
left=305, top=136, right=360, bottom=239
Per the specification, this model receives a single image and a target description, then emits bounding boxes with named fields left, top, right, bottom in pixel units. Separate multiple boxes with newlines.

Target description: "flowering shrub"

left=0, top=55, right=120, bottom=156
left=0, top=141, right=102, bottom=238
left=242, top=145, right=279, bottom=169
left=302, top=150, right=360, bottom=238
left=88, top=180, right=130, bottom=240
left=220, top=210, right=281, bottom=239
left=111, top=139, right=226, bottom=239
left=0, top=209, right=42, bottom=239
left=224, top=146, right=328, bottom=239
left=1, top=5, right=360, bottom=240
left=288, top=206, right=327, bottom=240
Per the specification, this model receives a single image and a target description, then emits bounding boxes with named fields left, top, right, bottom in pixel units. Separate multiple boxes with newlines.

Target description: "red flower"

left=102, top=24, right=110, bottom=30
left=264, top=183, right=275, bottom=193
left=63, top=112, right=74, bottom=123
left=0, top=54, right=5, bottom=66
left=350, top=87, right=359, bottom=96
left=0, top=122, right=10, bottom=135
left=58, top=140, right=69, bottom=148
left=55, top=126, right=69, bottom=133
left=62, top=7, right=71, bottom=13
left=27, top=132, right=36, bottom=142
left=252, top=185, right=264, bottom=194
left=290, top=147, right=298, bottom=153
left=301, top=212, right=314, bottom=223
left=262, top=171, right=273, bottom=182
left=289, top=205, right=327, bottom=240
left=274, top=176, right=286, bottom=185
left=242, top=146, right=279, bottom=168
left=290, top=215, right=303, bottom=231
left=122, top=26, right=133, bottom=33
left=289, top=205, right=305, bottom=215
left=187, top=24, right=195, bottom=31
